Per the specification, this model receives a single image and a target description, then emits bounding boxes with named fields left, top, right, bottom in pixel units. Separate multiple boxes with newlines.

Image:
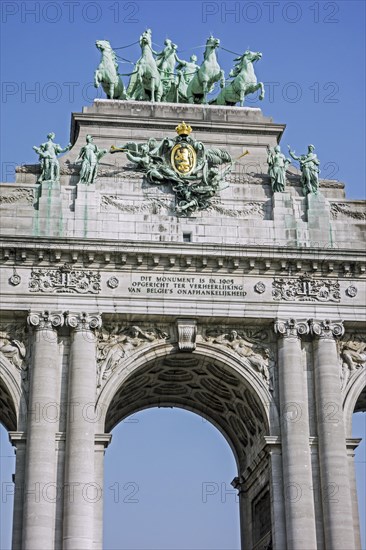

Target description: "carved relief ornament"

left=310, top=319, right=344, bottom=339
left=272, top=274, right=340, bottom=302
left=66, top=312, right=102, bottom=332
left=27, top=311, right=64, bottom=330
left=274, top=319, right=309, bottom=338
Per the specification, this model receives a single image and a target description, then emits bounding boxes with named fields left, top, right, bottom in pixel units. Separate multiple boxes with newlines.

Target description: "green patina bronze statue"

left=127, top=29, right=163, bottom=102
left=110, top=122, right=233, bottom=216
left=186, top=35, right=224, bottom=104
left=288, top=144, right=320, bottom=195
left=267, top=145, right=291, bottom=192
left=94, top=40, right=126, bottom=100
left=33, top=133, right=71, bottom=183
left=93, top=31, right=264, bottom=107
left=211, top=50, right=264, bottom=106
left=76, top=135, right=107, bottom=185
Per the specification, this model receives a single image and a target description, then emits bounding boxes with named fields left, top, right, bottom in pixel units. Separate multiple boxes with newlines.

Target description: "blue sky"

left=0, top=0, right=365, bottom=198
left=0, top=1, right=365, bottom=548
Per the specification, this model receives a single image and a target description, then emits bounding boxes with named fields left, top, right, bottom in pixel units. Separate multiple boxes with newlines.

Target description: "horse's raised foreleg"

left=258, top=82, right=265, bottom=100
left=150, top=78, right=155, bottom=102
left=219, top=70, right=225, bottom=89
left=94, top=69, right=101, bottom=89
left=202, top=81, right=208, bottom=104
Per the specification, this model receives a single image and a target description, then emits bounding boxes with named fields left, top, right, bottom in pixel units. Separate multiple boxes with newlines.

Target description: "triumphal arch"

left=1, top=33, right=366, bottom=550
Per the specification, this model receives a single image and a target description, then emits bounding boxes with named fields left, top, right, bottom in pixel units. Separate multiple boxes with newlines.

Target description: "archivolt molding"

left=96, top=340, right=277, bottom=470
left=0, top=355, right=26, bottom=431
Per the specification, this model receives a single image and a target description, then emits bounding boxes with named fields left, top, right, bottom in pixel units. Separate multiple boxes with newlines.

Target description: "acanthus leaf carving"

left=272, top=274, right=340, bottom=303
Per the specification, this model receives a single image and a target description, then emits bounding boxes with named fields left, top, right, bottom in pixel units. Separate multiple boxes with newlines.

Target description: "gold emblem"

left=171, top=143, right=196, bottom=175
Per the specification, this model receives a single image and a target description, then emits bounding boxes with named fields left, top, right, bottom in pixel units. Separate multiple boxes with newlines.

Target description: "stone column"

left=93, top=434, right=112, bottom=550
left=274, top=319, right=317, bottom=550
left=347, top=439, right=362, bottom=550
left=264, top=437, right=287, bottom=550
left=231, top=476, right=247, bottom=550
left=310, top=320, right=355, bottom=550
left=62, top=312, right=101, bottom=550
left=22, top=311, right=64, bottom=550
left=9, top=432, right=26, bottom=550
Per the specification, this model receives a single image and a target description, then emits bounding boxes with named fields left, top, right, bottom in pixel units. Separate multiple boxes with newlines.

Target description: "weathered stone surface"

left=0, top=100, right=364, bottom=550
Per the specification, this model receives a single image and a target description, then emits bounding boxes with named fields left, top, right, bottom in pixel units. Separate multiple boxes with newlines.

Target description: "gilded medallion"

left=171, top=143, right=196, bottom=176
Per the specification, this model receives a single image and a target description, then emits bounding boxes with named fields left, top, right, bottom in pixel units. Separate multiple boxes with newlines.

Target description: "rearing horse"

left=187, top=36, right=224, bottom=104
left=94, top=40, right=126, bottom=100
left=127, top=29, right=163, bottom=102
left=212, top=50, right=265, bottom=106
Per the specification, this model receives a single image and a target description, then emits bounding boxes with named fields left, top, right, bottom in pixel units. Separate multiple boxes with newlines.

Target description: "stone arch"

left=96, top=341, right=278, bottom=471
left=343, top=366, right=366, bottom=436
left=0, top=356, right=26, bottom=431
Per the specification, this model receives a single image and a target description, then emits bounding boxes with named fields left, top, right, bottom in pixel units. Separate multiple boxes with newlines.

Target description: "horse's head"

left=241, top=50, right=262, bottom=63
left=206, top=35, right=220, bottom=50
left=96, top=40, right=112, bottom=52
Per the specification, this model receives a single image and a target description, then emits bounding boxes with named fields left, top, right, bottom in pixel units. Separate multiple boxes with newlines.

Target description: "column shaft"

left=22, top=312, right=63, bottom=550
left=311, top=320, right=355, bottom=550
left=9, top=435, right=26, bottom=550
left=275, top=319, right=317, bottom=550
left=62, top=313, right=101, bottom=550
left=93, top=436, right=111, bottom=550
left=267, top=444, right=287, bottom=550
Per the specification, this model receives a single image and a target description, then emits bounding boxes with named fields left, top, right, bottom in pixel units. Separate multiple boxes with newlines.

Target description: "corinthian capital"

left=274, top=318, right=309, bottom=339
left=27, top=310, right=64, bottom=330
left=310, top=319, right=344, bottom=339
left=65, top=312, right=102, bottom=331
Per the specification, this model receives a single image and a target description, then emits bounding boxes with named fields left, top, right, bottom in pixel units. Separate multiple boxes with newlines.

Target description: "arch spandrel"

left=96, top=341, right=278, bottom=471
left=339, top=331, right=366, bottom=435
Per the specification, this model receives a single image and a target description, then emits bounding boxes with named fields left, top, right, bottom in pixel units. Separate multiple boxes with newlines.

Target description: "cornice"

left=0, top=237, right=365, bottom=277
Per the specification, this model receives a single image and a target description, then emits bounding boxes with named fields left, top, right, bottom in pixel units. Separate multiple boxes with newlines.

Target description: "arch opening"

left=104, top=407, right=241, bottom=550
left=103, top=353, right=270, bottom=471
left=101, top=350, right=274, bottom=549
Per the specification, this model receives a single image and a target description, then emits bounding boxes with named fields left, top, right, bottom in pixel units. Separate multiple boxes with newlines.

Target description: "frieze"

left=272, top=274, right=340, bottom=302
left=29, top=264, right=101, bottom=294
